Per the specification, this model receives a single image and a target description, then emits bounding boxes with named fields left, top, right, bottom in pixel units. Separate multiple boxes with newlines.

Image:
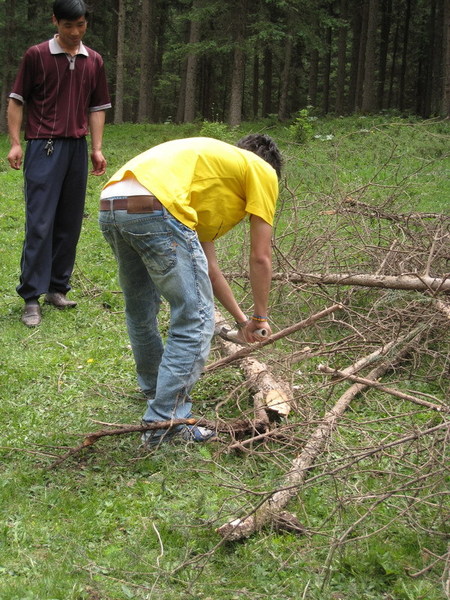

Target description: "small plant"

left=289, top=108, right=314, bottom=143
left=199, top=120, right=233, bottom=141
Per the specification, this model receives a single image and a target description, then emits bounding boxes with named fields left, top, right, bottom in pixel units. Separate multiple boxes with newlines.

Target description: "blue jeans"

left=99, top=204, right=215, bottom=434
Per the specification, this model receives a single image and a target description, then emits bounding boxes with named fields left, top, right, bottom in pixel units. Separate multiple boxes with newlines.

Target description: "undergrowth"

left=0, top=116, right=448, bottom=600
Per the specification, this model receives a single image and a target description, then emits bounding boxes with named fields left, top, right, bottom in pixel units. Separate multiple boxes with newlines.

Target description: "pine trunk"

left=114, top=0, right=126, bottom=124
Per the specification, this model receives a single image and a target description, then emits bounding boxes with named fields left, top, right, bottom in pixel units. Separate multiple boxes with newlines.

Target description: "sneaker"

left=140, top=429, right=175, bottom=447
left=179, top=425, right=218, bottom=442
left=140, top=424, right=218, bottom=448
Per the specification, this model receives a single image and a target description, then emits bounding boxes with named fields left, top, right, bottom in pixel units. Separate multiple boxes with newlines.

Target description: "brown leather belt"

left=100, top=195, right=163, bottom=213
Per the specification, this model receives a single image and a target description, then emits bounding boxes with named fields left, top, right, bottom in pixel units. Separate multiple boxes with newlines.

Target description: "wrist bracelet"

left=252, top=315, right=268, bottom=322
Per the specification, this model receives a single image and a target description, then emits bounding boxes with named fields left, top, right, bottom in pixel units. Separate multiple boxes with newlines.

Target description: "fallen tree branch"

left=47, top=418, right=198, bottom=469
left=318, top=365, right=449, bottom=413
left=216, top=336, right=419, bottom=540
left=408, top=549, right=449, bottom=578
left=300, top=422, right=449, bottom=487
left=47, top=416, right=271, bottom=469
left=207, top=303, right=342, bottom=372
left=268, top=272, right=450, bottom=293
left=224, top=271, right=450, bottom=293
left=339, top=338, right=400, bottom=376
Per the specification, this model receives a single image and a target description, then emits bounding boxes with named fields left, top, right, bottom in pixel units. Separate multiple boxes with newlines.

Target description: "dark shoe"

left=21, top=301, right=41, bottom=327
left=45, top=292, right=77, bottom=309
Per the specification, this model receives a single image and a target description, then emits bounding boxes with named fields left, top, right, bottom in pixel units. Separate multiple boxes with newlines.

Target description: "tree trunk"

left=442, top=0, right=450, bottom=116
left=151, top=3, right=168, bottom=122
left=387, top=11, right=400, bottom=108
left=0, top=0, right=16, bottom=133
left=335, top=0, right=348, bottom=115
left=361, top=0, right=379, bottom=113
left=278, top=27, right=294, bottom=120
left=137, top=0, right=153, bottom=122
left=308, top=48, right=319, bottom=107
left=399, top=0, right=411, bottom=112
left=377, top=0, right=392, bottom=109
left=308, top=11, right=320, bottom=107
left=355, top=0, right=369, bottom=111
left=114, top=0, right=126, bottom=124
left=349, top=0, right=363, bottom=111
left=252, top=52, right=260, bottom=119
left=228, top=46, right=246, bottom=126
left=322, top=26, right=333, bottom=114
left=262, top=46, right=273, bottom=116
left=175, top=20, right=190, bottom=124
left=183, top=0, right=201, bottom=123
left=422, top=0, right=438, bottom=118
left=228, top=0, right=248, bottom=127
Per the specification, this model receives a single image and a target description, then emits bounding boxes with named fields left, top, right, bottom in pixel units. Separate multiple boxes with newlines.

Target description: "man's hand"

left=240, top=318, right=272, bottom=343
left=7, top=99, right=24, bottom=170
left=7, top=143, right=23, bottom=170
left=90, top=150, right=107, bottom=176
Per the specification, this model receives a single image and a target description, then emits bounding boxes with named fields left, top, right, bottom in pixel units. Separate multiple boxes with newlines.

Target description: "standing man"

left=7, top=0, right=111, bottom=327
left=99, top=135, right=282, bottom=445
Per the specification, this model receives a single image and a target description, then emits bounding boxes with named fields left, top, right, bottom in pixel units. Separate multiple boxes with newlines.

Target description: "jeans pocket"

left=127, top=229, right=177, bottom=275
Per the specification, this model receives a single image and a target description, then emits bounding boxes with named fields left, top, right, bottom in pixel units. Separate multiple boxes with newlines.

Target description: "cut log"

left=214, top=309, right=293, bottom=417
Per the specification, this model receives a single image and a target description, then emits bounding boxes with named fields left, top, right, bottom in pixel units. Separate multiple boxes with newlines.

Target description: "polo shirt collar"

left=49, top=35, right=89, bottom=57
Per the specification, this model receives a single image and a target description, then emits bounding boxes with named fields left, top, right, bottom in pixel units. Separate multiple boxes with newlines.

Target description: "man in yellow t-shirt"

left=99, top=134, right=282, bottom=446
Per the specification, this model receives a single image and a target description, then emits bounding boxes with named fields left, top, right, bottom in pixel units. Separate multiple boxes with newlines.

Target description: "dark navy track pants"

left=17, top=138, right=88, bottom=301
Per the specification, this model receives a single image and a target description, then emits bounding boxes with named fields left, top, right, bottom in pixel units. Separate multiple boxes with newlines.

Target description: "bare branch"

left=206, top=303, right=342, bottom=372
left=318, top=365, right=449, bottom=413
left=268, top=272, right=450, bottom=293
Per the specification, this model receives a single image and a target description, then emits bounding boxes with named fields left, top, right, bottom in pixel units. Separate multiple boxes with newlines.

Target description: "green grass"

left=0, top=116, right=449, bottom=599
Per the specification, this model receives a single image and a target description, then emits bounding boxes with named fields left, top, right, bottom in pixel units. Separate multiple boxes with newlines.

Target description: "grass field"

left=0, top=116, right=449, bottom=600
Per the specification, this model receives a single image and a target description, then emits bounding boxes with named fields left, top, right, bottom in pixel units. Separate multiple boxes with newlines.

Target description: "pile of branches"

left=205, top=185, right=449, bottom=590
left=47, top=184, right=449, bottom=592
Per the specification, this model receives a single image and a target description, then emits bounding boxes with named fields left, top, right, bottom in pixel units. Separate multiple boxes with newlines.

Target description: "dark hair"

left=53, top=0, right=89, bottom=20
left=236, top=134, right=283, bottom=178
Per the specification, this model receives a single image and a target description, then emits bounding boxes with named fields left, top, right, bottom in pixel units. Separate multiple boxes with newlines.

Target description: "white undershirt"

left=100, top=177, right=150, bottom=199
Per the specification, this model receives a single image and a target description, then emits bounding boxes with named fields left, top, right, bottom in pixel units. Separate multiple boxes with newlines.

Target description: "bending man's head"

left=53, top=0, right=89, bottom=21
left=236, top=134, right=283, bottom=178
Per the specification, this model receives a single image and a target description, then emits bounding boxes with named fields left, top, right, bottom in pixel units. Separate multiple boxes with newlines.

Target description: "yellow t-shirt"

left=102, top=137, right=279, bottom=242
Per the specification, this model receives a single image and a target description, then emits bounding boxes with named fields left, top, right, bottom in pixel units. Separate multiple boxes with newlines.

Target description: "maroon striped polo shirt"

left=10, top=36, right=111, bottom=140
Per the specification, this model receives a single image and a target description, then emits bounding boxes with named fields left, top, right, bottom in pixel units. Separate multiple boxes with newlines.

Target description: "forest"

left=1, top=0, right=449, bottom=129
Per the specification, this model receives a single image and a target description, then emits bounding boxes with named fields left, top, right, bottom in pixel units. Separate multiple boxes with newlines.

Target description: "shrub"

left=289, top=108, right=314, bottom=143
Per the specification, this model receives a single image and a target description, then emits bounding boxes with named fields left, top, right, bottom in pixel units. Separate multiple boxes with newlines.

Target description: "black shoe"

left=45, top=292, right=77, bottom=309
